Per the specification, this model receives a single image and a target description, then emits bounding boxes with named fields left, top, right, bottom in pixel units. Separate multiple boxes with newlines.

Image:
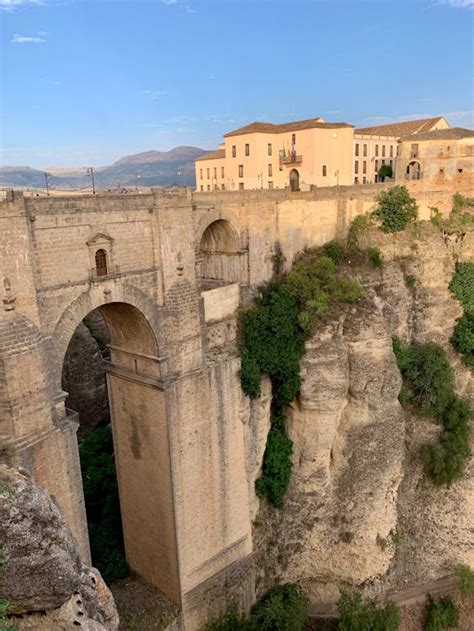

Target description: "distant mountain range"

left=0, top=146, right=209, bottom=190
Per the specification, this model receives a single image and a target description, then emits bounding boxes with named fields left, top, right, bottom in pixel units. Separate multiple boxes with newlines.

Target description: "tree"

left=378, top=164, right=393, bottom=182
left=373, top=185, right=418, bottom=233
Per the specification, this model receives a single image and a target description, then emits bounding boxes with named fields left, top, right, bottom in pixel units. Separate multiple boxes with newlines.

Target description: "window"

left=200, top=185, right=203, bottom=191
left=410, top=143, right=419, bottom=158
left=458, top=168, right=463, bottom=173
left=268, top=143, right=272, bottom=156
left=214, top=167, right=217, bottom=178
left=447, top=146, right=451, bottom=152
left=268, top=164, right=273, bottom=176
left=389, top=159, right=393, bottom=167
left=363, top=161, right=367, bottom=174
left=95, top=249, right=108, bottom=277
left=375, top=159, right=379, bottom=171
left=292, top=133, right=296, bottom=145
left=221, top=166, right=224, bottom=178
left=221, top=184, right=226, bottom=190
left=389, top=145, right=393, bottom=157
left=382, top=159, right=385, bottom=165
left=239, top=182, right=244, bottom=190
left=232, top=145, right=236, bottom=157
left=355, top=143, right=359, bottom=156
left=214, top=184, right=218, bottom=190
left=375, top=144, right=379, bottom=157
left=200, top=168, right=203, bottom=179
left=207, top=168, right=210, bottom=179
left=363, top=176, right=367, bottom=184
left=354, top=177, right=359, bottom=184
left=382, top=145, right=386, bottom=157
left=207, top=185, right=211, bottom=191
left=363, top=144, right=368, bottom=157
left=354, top=160, right=359, bottom=174
left=322, top=165, right=327, bottom=176
left=439, top=168, right=445, bottom=175
left=238, top=165, right=244, bottom=177
left=245, top=143, right=250, bottom=156
left=268, top=181, right=273, bottom=189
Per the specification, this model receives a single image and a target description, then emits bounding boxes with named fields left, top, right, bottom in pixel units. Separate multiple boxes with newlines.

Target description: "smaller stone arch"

left=290, top=168, right=300, bottom=191
left=406, top=160, right=421, bottom=180
left=198, top=219, right=246, bottom=288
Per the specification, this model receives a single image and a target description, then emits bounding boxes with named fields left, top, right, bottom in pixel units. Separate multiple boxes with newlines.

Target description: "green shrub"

left=79, top=425, right=129, bottom=583
left=0, top=600, right=17, bottom=631
left=449, top=261, right=474, bottom=313
left=337, top=589, right=400, bottom=630
left=392, top=338, right=454, bottom=419
left=239, top=283, right=304, bottom=406
left=451, top=312, right=474, bottom=368
left=348, top=214, right=372, bottom=252
left=323, top=240, right=345, bottom=265
left=367, top=246, right=383, bottom=268
left=373, top=186, right=418, bottom=234
left=378, top=164, right=393, bottom=182
left=393, top=337, right=472, bottom=486
left=251, top=583, right=309, bottom=631
left=255, top=414, right=293, bottom=509
left=424, top=596, right=459, bottom=631
left=455, top=563, right=474, bottom=596
left=406, top=275, right=417, bottom=289
left=203, top=608, right=251, bottom=631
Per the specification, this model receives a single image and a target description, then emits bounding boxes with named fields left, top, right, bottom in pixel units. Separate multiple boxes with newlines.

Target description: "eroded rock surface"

left=0, top=464, right=119, bottom=630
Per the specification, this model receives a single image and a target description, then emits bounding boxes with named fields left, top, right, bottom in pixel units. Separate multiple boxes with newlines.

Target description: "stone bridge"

left=0, top=183, right=459, bottom=628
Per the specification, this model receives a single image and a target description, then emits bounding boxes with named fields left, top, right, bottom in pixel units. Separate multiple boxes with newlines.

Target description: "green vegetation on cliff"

left=424, top=596, right=459, bottom=631
left=204, top=583, right=309, bottom=631
left=337, top=590, right=400, bottom=631
left=79, top=425, right=129, bottom=583
left=393, top=338, right=472, bottom=486
left=373, top=185, right=418, bottom=233
left=239, top=245, right=362, bottom=507
left=449, top=261, right=474, bottom=370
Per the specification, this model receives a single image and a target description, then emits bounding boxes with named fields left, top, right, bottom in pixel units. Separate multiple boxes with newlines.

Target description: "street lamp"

left=86, top=167, right=96, bottom=194
left=135, top=172, right=141, bottom=191
left=44, top=172, right=51, bottom=196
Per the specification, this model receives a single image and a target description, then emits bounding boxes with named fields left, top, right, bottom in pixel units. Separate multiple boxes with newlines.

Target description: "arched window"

left=95, top=249, right=108, bottom=277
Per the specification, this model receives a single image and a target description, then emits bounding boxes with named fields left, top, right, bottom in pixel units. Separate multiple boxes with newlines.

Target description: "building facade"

left=396, top=127, right=474, bottom=185
left=196, top=115, right=459, bottom=191
left=195, top=118, right=354, bottom=191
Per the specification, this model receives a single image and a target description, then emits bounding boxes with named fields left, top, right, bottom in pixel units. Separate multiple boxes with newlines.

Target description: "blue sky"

left=1, top=0, right=473, bottom=167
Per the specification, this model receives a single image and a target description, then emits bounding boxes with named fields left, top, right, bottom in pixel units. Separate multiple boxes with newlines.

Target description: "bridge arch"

left=54, top=288, right=180, bottom=604
left=195, top=210, right=248, bottom=287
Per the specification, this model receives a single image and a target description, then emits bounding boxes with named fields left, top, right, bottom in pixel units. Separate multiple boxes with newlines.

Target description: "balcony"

left=282, top=154, right=303, bottom=165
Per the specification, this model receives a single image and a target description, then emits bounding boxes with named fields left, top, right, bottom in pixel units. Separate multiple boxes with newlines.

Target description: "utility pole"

left=44, top=172, right=51, bottom=196
left=86, top=167, right=96, bottom=194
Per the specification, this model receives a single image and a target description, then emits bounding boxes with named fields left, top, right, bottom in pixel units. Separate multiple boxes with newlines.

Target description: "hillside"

left=0, top=146, right=208, bottom=190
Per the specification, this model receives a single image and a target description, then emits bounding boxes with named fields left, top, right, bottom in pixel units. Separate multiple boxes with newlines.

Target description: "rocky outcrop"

left=0, top=464, right=119, bottom=630
left=249, top=220, right=474, bottom=609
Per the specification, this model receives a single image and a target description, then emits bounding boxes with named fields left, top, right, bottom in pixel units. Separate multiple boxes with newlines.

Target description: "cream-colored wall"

left=353, top=134, right=398, bottom=184
left=195, top=126, right=354, bottom=191
left=396, top=137, right=474, bottom=184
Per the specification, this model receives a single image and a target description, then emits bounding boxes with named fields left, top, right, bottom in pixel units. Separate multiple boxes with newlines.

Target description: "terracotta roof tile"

left=400, top=127, right=474, bottom=142
left=195, top=149, right=226, bottom=162
left=224, top=118, right=353, bottom=137
left=355, top=116, right=447, bottom=138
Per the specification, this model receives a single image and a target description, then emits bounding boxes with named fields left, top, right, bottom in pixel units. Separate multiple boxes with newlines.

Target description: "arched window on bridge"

left=95, top=249, right=108, bottom=277
left=198, top=219, right=243, bottom=289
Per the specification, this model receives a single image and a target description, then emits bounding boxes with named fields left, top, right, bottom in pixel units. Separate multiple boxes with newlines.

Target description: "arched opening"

left=289, top=168, right=300, bottom=191
left=406, top=160, right=421, bottom=180
left=198, top=219, right=242, bottom=288
left=95, top=248, right=108, bottom=277
left=61, top=301, right=180, bottom=606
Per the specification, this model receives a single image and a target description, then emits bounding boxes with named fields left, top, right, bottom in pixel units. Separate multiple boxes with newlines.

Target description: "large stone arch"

left=195, top=209, right=249, bottom=287
left=50, top=282, right=163, bottom=394
left=50, top=284, right=181, bottom=605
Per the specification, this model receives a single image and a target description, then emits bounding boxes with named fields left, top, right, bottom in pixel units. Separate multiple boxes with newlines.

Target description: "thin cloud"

left=0, top=0, right=43, bottom=10
left=436, top=0, right=474, bottom=8
left=11, top=32, right=47, bottom=43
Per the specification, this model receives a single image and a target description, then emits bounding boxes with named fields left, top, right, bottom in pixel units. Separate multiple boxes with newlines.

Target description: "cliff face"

left=0, top=464, right=119, bottom=630
left=249, top=222, right=474, bottom=607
